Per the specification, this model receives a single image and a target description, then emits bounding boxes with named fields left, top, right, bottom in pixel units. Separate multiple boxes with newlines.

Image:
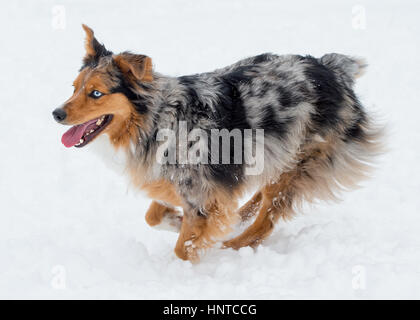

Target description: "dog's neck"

left=105, top=73, right=185, bottom=182
left=129, top=73, right=185, bottom=140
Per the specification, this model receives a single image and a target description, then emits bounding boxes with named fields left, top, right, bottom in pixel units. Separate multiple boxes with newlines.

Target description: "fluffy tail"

left=320, top=53, right=367, bottom=87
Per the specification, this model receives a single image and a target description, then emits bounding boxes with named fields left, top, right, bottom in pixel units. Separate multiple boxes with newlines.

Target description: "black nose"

left=52, top=108, right=67, bottom=122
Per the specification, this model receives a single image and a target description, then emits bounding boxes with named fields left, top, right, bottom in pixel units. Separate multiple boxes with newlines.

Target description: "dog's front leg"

left=145, top=201, right=183, bottom=233
left=174, top=211, right=207, bottom=261
left=174, top=200, right=238, bottom=261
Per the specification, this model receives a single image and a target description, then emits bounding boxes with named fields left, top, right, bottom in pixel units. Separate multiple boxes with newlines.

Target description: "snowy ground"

left=1, top=0, right=420, bottom=299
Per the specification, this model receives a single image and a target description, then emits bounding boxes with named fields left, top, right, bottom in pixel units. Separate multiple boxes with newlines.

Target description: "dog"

left=53, top=25, right=383, bottom=261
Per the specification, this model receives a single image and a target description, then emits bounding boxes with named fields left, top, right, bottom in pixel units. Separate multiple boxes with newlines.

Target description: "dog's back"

left=169, top=53, right=382, bottom=194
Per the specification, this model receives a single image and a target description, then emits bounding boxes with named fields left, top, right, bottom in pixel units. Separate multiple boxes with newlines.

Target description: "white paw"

left=153, top=213, right=183, bottom=233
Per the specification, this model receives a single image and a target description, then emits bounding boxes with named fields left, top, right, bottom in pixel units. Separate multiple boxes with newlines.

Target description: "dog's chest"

left=86, top=134, right=129, bottom=175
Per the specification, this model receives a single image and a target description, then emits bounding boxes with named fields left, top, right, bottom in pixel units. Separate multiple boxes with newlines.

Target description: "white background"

left=0, top=0, right=419, bottom=299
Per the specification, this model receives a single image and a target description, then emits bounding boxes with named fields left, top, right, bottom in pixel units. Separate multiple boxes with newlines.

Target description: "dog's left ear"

left=113, top=53, right=153, bottom=83
left=82, top=24, right=111, bottom=65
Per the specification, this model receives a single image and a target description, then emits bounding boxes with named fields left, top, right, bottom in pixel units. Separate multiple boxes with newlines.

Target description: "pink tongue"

left=61, top=118, right=98, bottom=148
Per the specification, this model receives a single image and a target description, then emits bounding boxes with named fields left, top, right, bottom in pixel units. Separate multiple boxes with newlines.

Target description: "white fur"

left=86, top=134, right=129, bottom=175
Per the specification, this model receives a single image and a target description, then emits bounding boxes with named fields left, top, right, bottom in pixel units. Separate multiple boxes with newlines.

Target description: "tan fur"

left=238, top=191, right=262, bottom=222
left=175, top=190, right=240, bottom=261
left=145, top=201, right=178, bottom=227
left=224, top=172, right=295, bottom=250
left=82, top=24, right=96, bottom=58
left=63, top=67, right=144, bottom=150
left=113, top=54, right=153, bottom=83
left=140, top=179, right=183, bottom=207
left=224, top=127, right=384, bottom=250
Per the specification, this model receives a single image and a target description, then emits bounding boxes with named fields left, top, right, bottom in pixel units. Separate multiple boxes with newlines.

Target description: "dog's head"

left=53, top=25, right=153, bottom=149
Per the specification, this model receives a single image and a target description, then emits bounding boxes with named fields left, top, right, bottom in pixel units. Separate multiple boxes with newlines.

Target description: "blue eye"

left=90, top=90, right=103, bottom=99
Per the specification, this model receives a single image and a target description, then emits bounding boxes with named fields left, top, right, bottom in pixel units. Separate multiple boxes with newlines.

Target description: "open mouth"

left=61, top=114, right=113, bottom=148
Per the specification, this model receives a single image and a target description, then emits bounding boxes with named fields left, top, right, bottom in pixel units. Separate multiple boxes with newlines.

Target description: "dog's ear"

left=113, top=53, right=153, bottom=83
left=82, top=24, right=111, bottom=65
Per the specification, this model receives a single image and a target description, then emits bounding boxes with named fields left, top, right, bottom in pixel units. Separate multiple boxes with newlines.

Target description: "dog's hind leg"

left=145, top=201, right=183, bottom=233
left=237, top=191, right=263, bottom=222
left=223, top=139, right=345, bottom=250
left=223, top=172, right=297, bottom=250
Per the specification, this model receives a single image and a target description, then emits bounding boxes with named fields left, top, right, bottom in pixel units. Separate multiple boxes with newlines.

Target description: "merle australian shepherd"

left=53, top=25, right=383, bottom=261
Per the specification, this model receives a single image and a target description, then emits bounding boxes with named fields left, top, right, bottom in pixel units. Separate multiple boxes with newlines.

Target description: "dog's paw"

left=153, top=211, right=183, bottom=233
left=174, top=239, right=204, bottom=262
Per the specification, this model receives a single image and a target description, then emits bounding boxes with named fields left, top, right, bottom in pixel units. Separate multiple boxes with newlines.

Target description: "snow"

left=1, top=0, right=420, bottom=299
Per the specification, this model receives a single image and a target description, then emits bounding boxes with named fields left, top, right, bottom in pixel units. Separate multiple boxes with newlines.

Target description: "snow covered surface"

left=1, top=0, right=419, bottom=299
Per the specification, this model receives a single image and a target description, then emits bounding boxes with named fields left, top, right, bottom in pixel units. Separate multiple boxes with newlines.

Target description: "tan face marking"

left=61, top=66, right=143, bottom=149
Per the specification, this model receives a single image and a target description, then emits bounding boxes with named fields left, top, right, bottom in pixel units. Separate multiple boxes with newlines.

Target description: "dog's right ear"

left=82, top=24, right=111, bottom=66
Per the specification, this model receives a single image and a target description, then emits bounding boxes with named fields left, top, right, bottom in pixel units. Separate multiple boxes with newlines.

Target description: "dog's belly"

left=141, top=180, right=183, bottom=207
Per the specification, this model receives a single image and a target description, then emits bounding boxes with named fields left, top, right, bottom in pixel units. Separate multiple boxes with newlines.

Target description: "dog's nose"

left=52, top=108, right=67, bottom=122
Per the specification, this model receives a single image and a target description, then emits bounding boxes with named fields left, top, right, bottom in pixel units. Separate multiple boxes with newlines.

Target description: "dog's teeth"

left=80, top=139, right=84, bottom=143
left=90, top=130, right=94, bottom=133
left=95, top=116, right=106, bottom=126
